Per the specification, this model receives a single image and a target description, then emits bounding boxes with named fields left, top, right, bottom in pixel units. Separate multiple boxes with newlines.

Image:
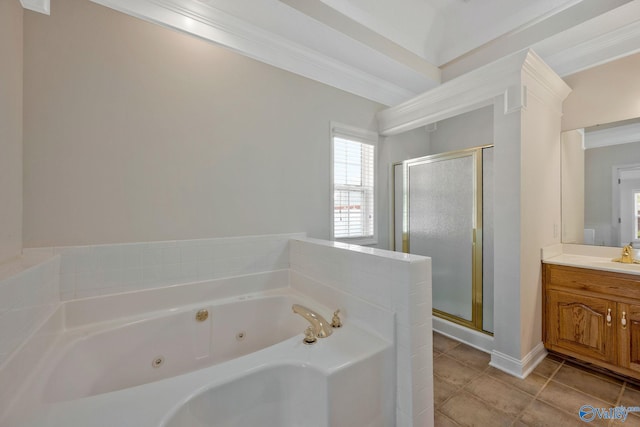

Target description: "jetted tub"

left=5, top=285, right=394, bottom=427
left=42, top=294, right=308, bottom=402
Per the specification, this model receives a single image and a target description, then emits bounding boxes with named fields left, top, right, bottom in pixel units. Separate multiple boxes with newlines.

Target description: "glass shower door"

left=404, top=149, right=483, bottom=329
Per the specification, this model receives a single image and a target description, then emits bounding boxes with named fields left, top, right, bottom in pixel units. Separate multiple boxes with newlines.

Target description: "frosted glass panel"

left=482, top=147, right=494, bottom=333
left=408, top=155, right=474, bottom=321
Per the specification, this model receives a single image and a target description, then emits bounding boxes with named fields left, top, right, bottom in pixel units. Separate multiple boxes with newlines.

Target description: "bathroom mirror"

left=561, top=117, right=640, bottom=247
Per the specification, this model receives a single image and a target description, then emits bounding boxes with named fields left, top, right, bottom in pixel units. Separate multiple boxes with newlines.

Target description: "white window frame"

left=330, top=122, right=378, bottom=245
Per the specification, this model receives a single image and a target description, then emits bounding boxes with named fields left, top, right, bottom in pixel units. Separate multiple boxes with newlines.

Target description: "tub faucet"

left=292, top=304, right=333, bottom=338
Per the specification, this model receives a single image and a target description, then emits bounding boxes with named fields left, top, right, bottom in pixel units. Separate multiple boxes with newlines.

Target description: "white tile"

left=162, top=263, right=181, bottom=282
left=15, top=269, right=43, bottom=308
left=121, top=268, right=144, bottom=285
left=0, top=305, right=52, bottom=355
left=410, top=322, right=431, bottom=352
left=197, top=260, right=216, bottom=279
left=161, top=246, right=181, bottom=265
left=94, top=245, right=123, bottom=271
left=409, top=259, right=430, bottom=285
left=76, top=271, right=102, bottom=291
left=143, top=264, right=163, bottom=282
left=44, top=256, right=61, bottom=280
left=180, top=244, right=205, bottom=264
left=414, top=407, right=434, bottom=427
left=75, top=288, right=103, bottom=299
left=409, top=302, right=431, bottom=326
left=59, top=273, right=76, bottom=297
left=0, top=276, right=19, bottom=313
left=58, top=250, right=76, bottom=275
left=210, top=242, right=232, bottom=260
left=142, top=245, right=162, bottom=266
left=409, top=281, right=431, bottom=306
left=74, top=246, right=96, bottom=274
left=43, top=279, right=59, bottom=306
left=121, top=244, right=143, bottom=270
left=181, top=261, right=198, bottom=281
left=60, top=290, right=75, bottom=301
left=396, top=317, right=411, bottom=349
left=412, top=382, right=432, bottom=416
left=395, top=411, right=410, bottom=427
left=100, top=268, right=123, bottom=288
left=392, top=285, right=410, bottom=311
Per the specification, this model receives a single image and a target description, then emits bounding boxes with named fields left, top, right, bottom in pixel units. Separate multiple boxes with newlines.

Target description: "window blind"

left=333, top=137, right=374, bottom=239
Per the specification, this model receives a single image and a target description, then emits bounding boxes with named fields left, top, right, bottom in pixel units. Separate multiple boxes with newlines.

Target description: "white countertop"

left=542, top=244, right=640, bottom=276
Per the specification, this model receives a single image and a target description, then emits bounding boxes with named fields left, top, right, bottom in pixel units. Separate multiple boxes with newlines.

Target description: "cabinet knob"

left=606, top=308, right=612, bottom=326
left=622, top=311, right=627, bottom=329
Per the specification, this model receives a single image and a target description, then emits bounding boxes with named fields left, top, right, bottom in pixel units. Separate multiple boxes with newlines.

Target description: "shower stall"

left=393, top=146, right=494, bottom=334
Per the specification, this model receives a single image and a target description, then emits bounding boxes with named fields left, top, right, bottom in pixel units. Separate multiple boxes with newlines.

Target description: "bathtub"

left=5, top=283, right=394, bottom=427
left=43, top=294, right=309, bottom=402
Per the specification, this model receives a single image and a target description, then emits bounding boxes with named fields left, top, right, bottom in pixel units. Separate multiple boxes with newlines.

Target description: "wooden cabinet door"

left=618, top=303, right=640, bottom=374
left=547, top=290, right=616, bottom=363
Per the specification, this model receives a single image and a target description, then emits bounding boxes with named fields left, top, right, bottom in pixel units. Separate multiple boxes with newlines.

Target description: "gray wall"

left=585, top=141, right=640, bottom=246
left=0, top=0, right=23, bottom=263
left=22, top=0, right=385, bottom=248
left=429, top=106, right=494, bottom=154
left=379, top=127, right=430, bottom=249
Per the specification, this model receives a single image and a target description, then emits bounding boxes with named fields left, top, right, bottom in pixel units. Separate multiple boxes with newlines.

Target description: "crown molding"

left=90, top=0, right=419, bottom=106
left=521, top=50, right=572, bottom=115
left=377, top=49, right=571, bottom=136
left=376, top=50, right=528, bottom=136
left=20, top=0, right=50, bottom=15
left=543, top=19, right=640, bottom=77
left=585, top=121, right=640, bottom=150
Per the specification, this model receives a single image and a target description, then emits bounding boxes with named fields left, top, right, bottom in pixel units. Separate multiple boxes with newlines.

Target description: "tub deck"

left=3, top=285, right=393, bottom=427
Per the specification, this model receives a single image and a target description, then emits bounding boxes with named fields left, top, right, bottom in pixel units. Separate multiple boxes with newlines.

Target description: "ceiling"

left=28, top=0, right=640, bottom=105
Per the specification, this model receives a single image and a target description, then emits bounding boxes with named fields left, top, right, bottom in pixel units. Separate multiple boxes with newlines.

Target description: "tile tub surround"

left=289, top=237, right=433, bottom=427
left=23, top=233, right=304, bottom=300
left=0, top=254, right=61, bottom=418
left=2, top=235, right=432, bottom=427
left=0, top=254, right=60, bottom=366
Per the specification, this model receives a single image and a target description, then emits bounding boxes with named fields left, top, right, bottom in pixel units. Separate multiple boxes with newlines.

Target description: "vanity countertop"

left=542, top=244, right=640, bottom=276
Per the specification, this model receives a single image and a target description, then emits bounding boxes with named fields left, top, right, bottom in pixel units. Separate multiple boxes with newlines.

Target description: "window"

left=330, top=123, right=377, bottom=245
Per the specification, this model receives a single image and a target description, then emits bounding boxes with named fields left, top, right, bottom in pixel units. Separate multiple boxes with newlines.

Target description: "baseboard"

left=490, top=341, right=547, bottom=379
left=432, top=317, right=494, bottom=354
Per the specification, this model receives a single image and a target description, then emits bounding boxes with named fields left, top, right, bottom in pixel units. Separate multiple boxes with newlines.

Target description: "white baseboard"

left=490, top=341, right=547, bottom=379
left=433, top=317, right=548, bottom=379
left=432, top=317, right=494, bottom=354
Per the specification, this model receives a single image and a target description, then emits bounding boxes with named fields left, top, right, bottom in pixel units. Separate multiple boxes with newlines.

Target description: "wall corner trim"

left=490, top=342, right=548, bottom=379
left=377, top=49, right=571, bottom=136
left=20, top=0, right=50, bottom=15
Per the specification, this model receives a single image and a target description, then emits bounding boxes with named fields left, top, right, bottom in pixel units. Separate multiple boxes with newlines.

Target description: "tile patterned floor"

left=433, top=332, right=640, bottom=426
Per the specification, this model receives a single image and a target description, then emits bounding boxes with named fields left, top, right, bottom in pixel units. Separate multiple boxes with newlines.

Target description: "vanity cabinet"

left=543, top=263, right=640, bottom=379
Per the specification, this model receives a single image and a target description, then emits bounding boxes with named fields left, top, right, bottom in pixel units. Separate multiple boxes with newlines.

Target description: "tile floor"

left=433, top=332, right=640, bottom=426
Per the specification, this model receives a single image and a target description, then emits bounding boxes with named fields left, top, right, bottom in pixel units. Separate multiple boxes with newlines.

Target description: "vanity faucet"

left=292, top=304, right=333, bottom=338
left=613, top=243, right=640, bottom=264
